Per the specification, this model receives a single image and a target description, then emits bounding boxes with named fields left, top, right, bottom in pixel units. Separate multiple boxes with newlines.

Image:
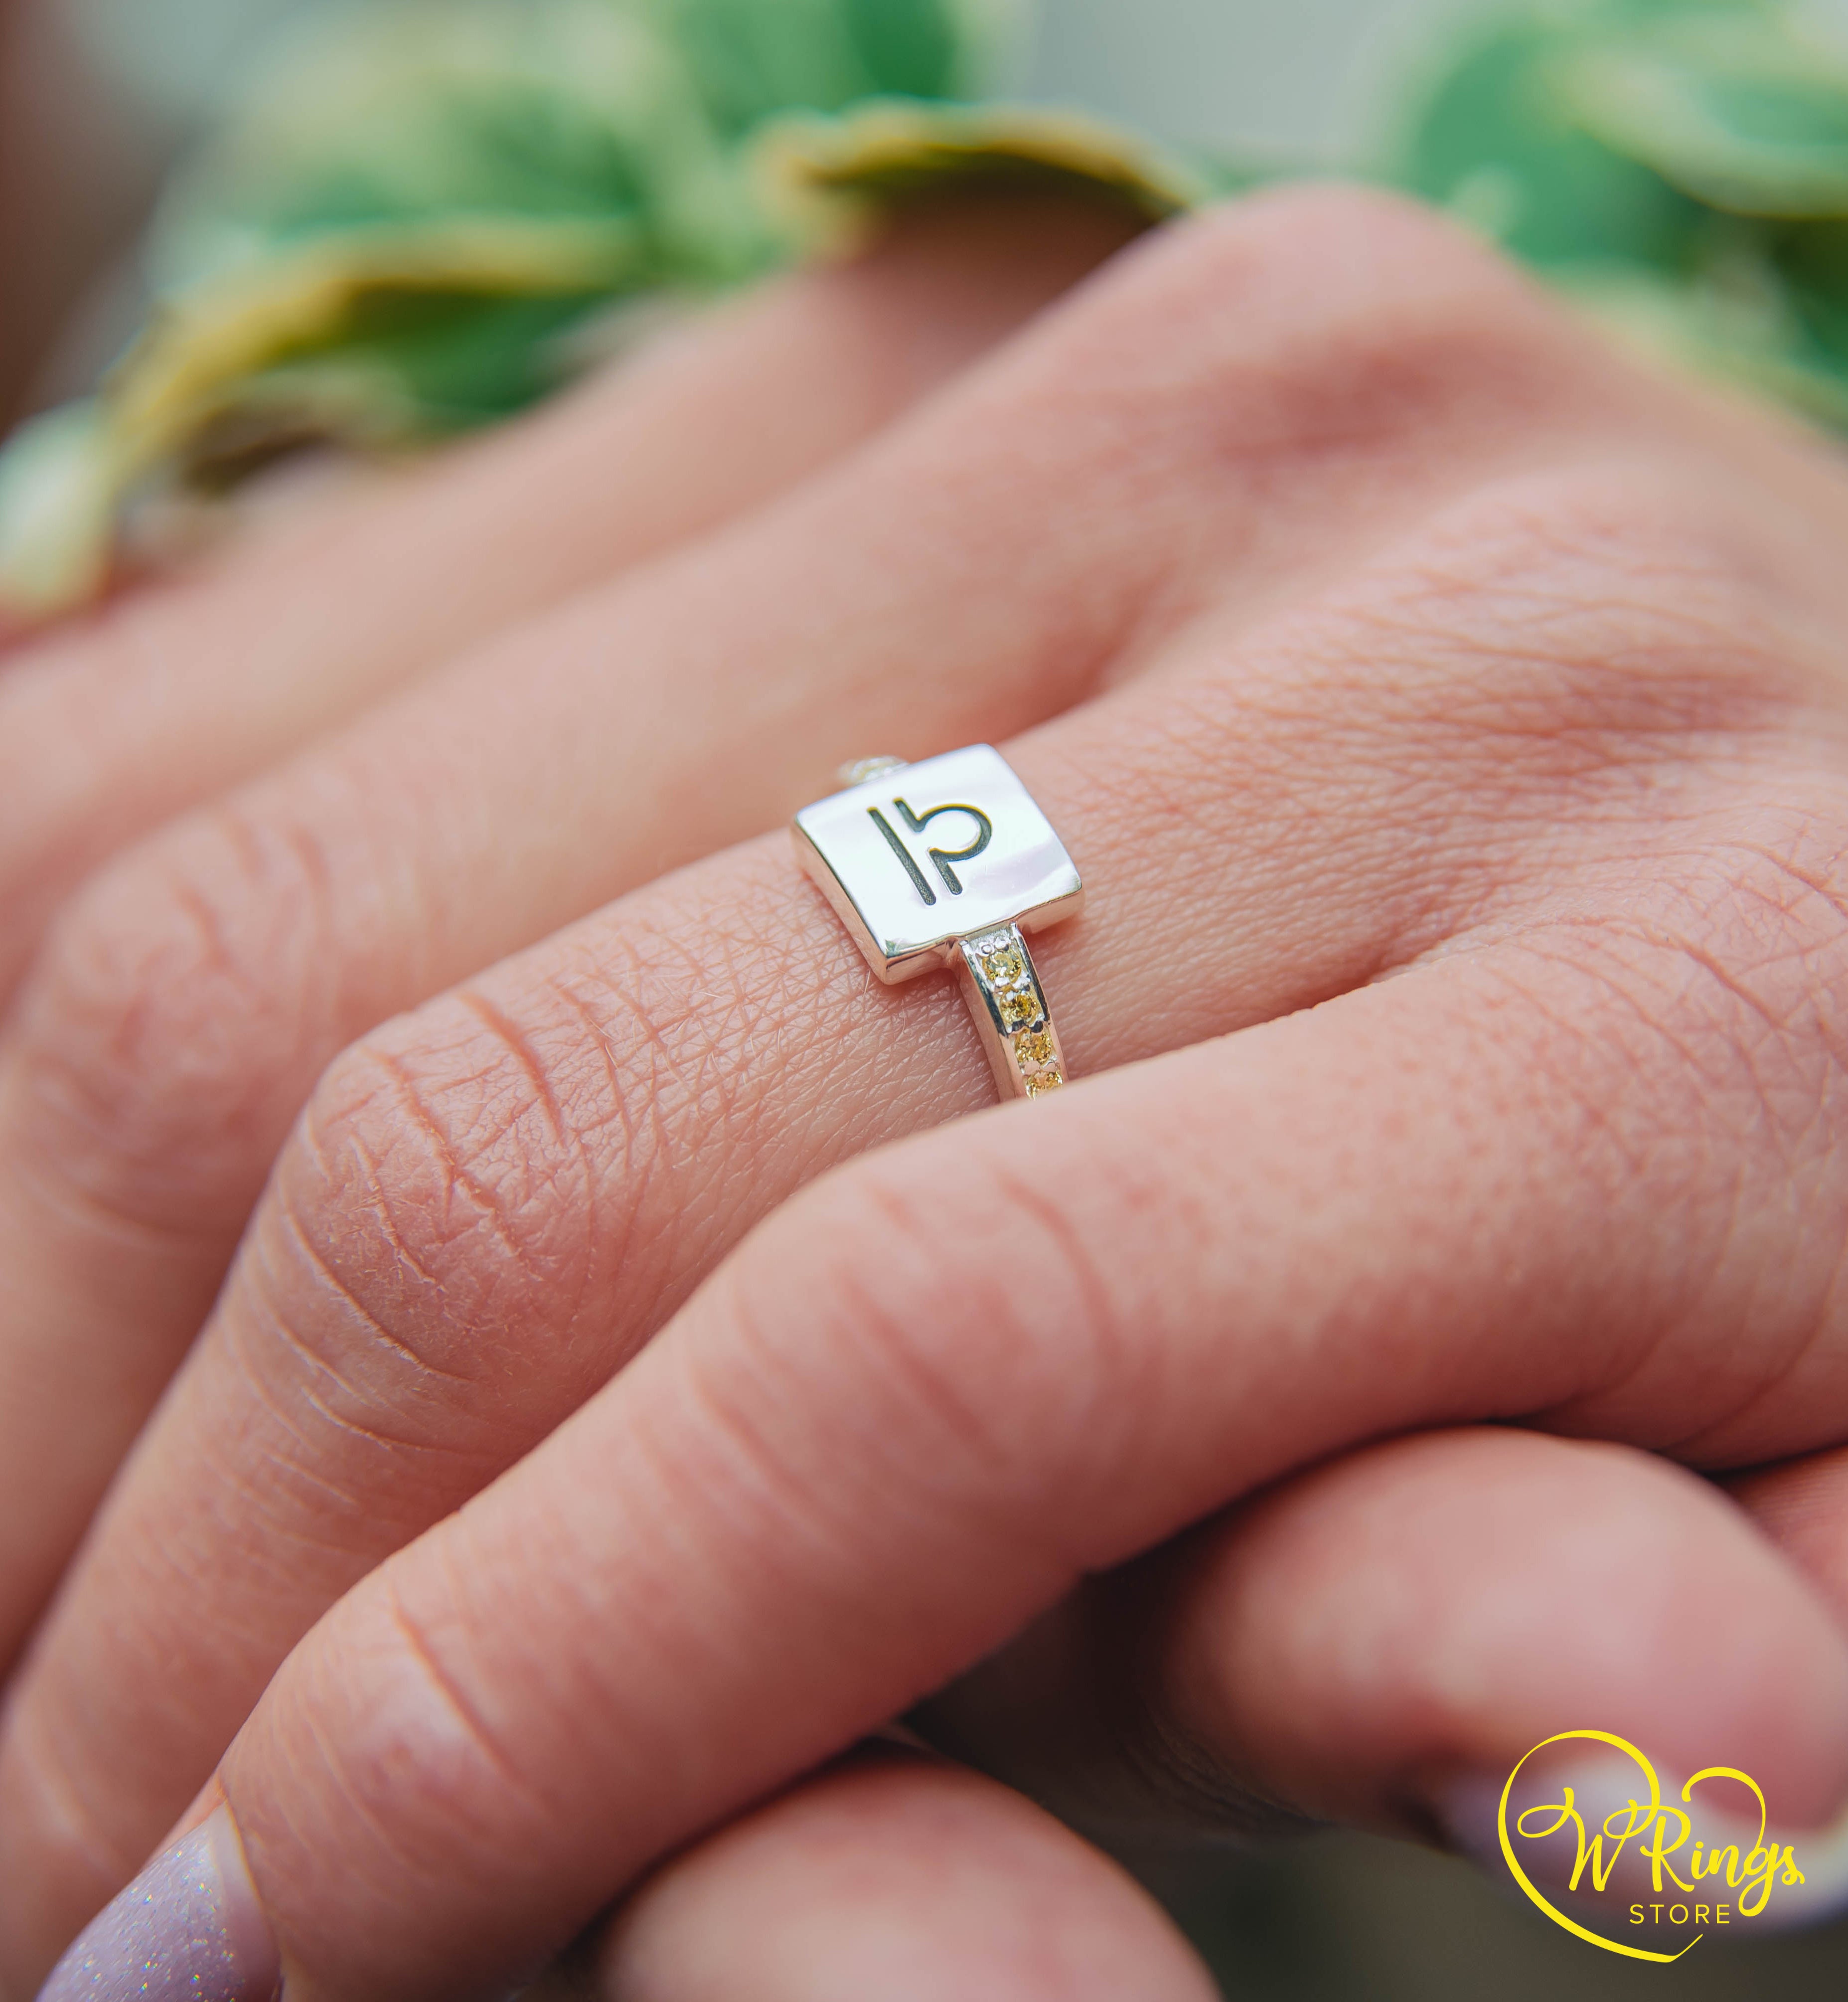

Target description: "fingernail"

left=36, top=1808, right=280, bottom=2002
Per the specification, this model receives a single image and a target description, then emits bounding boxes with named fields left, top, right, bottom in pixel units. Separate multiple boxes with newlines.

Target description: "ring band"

left=791, top=744, right=1083, bottom=1102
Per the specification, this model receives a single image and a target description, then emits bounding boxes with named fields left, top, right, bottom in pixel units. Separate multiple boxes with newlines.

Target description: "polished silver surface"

left=793, top=745, right=1082, bottom=1101
left=793, top=745, right=1083, bottom=984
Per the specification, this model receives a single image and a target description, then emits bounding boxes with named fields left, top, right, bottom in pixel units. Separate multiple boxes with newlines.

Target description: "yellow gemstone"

left=1015, top=1029, right=1056, bottom=1068
left=998, top=988, right=1039, bottom=1029
left=1024, top=1068, right=1065, bottom=1098
left=983, top=946, right=1026, bottom=987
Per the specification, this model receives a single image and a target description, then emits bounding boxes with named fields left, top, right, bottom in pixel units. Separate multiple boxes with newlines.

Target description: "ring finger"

left=0, top=186, right=1623, bottom=1677
left=7, top=195, right=1839, bottom=1959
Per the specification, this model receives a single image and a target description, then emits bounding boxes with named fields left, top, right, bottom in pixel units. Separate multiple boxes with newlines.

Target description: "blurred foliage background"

left=23, top=0, right=1848, bottom=618
left=7, top=0, right=1848, bottom=1993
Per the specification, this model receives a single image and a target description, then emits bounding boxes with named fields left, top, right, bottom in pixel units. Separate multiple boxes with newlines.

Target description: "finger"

left=590, top=1751, right=1217, bottom=2002
left=0, top=190, right=1138, bottom=995
left=915, top=1427, right=1848, bottom=1855
left=1729, top=1448, right=1848, bottom=1622
left=42, top=915, right=1848, bottom=2000
left=0, top=187, right=1621, bottom=1663
left=12, top=298, right=1845, bottom=1944
left=0, top=185, right=1165, bottom=1649
left=36, top=1751, right=1219, bottom=2002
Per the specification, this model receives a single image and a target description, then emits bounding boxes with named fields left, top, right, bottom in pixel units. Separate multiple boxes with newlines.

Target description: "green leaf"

left=1766, top=216, right=1848, bottom=367
left=1561, top=13, right=1848, bottom=216
left=1394, top=20, right=1707, bottom=272
left=757, top=98, right=1217, bottom=247
left=637, top=0, right=982, bottom=138
left=151, top=0, right=755, bottom=289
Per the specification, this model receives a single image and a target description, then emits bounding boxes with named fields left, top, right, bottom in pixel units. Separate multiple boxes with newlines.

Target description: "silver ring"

left=792, top=744, right=1083, bottom=1101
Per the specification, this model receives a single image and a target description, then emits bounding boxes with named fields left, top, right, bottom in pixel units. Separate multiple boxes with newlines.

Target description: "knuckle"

left=1344, top=460, right=1801, bottom=747
left=1502, top=796, right=1848, bottom=1178
left=1061, top=182, right=1567, bottom=454
left=236, top=1563, right=559, bottom=1941
left=248, top=883, right=815, bottom=1436
left=709, top=1143, right=1149, bottom=1535
left=0, top=1701, right=140, bottom=1973
left=12, top=803, right=337, bottom=1232
left=1669, top=814, right=1848, bottom=1093
left=263, top=1020, right=574, bottom=1425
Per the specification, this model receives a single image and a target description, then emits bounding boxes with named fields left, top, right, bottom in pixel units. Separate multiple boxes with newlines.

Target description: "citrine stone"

left=1015, top=1028, right=1056, bottom=1068
left=1024, top=1068, right=1065, bottom=1098
left=983, top=946, right=1026, bottom=987
left=998, top=988, right=1039, bottom=1028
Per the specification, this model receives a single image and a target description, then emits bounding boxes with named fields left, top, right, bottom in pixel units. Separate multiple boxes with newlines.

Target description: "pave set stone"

left=974, top=929, right=1063, bottom=1096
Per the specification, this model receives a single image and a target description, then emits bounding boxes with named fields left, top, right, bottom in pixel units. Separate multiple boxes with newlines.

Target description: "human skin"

left=12, top=181, right=1848, bottom=1997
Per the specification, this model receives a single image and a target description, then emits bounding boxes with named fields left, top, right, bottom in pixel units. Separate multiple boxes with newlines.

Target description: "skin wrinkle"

left=218, top=1297, right=444, bottom=1534
left=263, top=812, right=350, bottom=1013
left=1645, top=950, right=1848, bottom=1455
left=1329, top=467, right=1812, bottom=700
left=1481, top=949, right=1754, bottom=1441
left=1481, top=918, right=1848, bottom=1451
left=517, top=969, right=658, bottom=1328
left=1324, top=578, right=1769, bottom=767
left=440, top=1342, right=995, bottom=1832
left=836, top=1178, right=1059, bottom=1483
left=0, top=195, right=1627, bottom=1357
left=977, top=1165, right=1150, bottom=1479
left=10, top=1438, right=335, bottom=1917
left=807, top=1155, right=1181, bottom=1538
left=276, top=878, right=941, bottom=1449
left=1663, top=1304, right=1837, bottom=1465
left=339, top=873, right=920, bottom=1399
left=1410, top=489, right=1792, bottom=676
left=670, top=1275, right=1085, bottom=1695
left=352, top=1043, right=554, bottom=1297
left=1611, top=881, right=1848, bottom=1138
left=270, top=1171, right=478, bottom=1398
left=1505, top=927, right=1737, bottom=1130
left=284, top=1679, right=441, bottom=1908
left=217, top=965, right=1778, bottom=1986
left=249, top=1146, right=567, bottom=1491
left=663, top=1291, right=905, bottom=1604
left=1148, top=620, right=1768, bottom=925
left=0, top=1701, right=136, bottom=1900
left=568, top=919, right=741, bottom=1130
left=373, top=1573, right=557, bottom=1839
left=1417, top=951, right=1713, bottom=1430
left=0, top=1110, right=222, bottom=1263
left=158, top=1368, right=377, bottom=1600
left=230, top=1287, right=444, bottom=1488
left=8, top=829, right=333, bottom=1231
left=446, top=987, right=598, bottom=1276
left=32, top=961, right=1834, bottom=1978
left=1107, top=662, right=1526, bottom=975
left=36, top=186, right=1848, bottom=1987
left=297, top=1086, right=455, bottom=1302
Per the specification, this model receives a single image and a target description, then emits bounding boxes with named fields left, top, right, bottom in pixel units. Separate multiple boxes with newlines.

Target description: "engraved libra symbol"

left=867, top=798, right=994, bottom=907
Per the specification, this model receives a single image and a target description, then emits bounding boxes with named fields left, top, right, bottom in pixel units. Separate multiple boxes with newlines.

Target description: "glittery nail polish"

left=36, top=1808, right=280, bottom=2002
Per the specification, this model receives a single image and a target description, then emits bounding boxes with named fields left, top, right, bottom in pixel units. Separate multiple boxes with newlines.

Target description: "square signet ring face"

left=791, top=744, right=1083, bottom=984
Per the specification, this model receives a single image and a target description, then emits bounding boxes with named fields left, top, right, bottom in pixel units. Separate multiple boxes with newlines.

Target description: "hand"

left=13, top=182, right=1848, bottom=1999
left=0, top=185, right=1136, bottom=1639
